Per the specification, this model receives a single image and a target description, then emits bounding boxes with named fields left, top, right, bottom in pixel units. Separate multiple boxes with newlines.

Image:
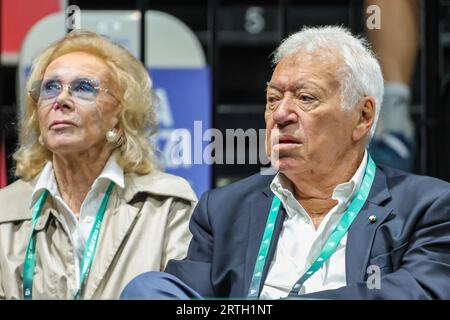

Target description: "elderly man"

left=121, top=26, right=450, bottom=299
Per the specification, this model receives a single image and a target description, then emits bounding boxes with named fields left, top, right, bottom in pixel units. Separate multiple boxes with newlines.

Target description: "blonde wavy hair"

left=14, top=30, right=157, bottom=181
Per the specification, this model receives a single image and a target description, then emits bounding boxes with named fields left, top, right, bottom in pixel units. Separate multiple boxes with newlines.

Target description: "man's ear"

left=352, top=97, right=376, bottom=142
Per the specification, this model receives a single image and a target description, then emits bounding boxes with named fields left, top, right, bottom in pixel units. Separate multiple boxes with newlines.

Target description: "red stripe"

left=1, top=0, right=61, bottom=54
left=0, top=135, right=7, bottom=188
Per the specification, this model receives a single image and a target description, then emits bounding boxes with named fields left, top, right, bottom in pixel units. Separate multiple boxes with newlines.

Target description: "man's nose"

left=272, top=96, right=298, bottom=127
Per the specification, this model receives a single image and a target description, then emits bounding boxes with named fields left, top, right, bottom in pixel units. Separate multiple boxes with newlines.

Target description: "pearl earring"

left=38, top=135, right=44, bottom=146
left=106, top=129, right=124, bottom=147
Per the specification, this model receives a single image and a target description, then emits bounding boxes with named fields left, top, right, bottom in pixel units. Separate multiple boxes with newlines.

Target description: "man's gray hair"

left=272, top=25, right=384, bottom=142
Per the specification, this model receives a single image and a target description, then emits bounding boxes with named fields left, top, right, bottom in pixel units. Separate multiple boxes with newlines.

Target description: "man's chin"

left=271, top=157, right=302, bottom=173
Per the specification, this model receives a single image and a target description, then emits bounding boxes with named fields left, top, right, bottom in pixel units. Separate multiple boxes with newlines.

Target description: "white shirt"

left=260, top=150, right=368, bottom=299
left=30, top=154, right=124, bottom=292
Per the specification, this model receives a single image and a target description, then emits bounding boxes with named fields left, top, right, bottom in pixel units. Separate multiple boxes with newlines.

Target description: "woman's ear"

left=352, top=97, right=376, bottom=142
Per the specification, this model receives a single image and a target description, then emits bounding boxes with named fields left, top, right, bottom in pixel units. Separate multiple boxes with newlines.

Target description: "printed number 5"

left=245, top=7, right=266, bottom=34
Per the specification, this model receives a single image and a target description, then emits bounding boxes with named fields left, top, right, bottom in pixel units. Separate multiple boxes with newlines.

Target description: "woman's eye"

left=43, top=80, right=61, bottom=93
left=74, top=80, right=96, bottom=93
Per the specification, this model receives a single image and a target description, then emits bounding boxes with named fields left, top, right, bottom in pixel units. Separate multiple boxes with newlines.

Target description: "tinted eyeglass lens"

left=41, top=79, right=62, bottom=100
left=29, top=80, right=43, bottom=102
left=71, top=79, right=99, bottom=101
left=29, top=78, right=101, bottom=105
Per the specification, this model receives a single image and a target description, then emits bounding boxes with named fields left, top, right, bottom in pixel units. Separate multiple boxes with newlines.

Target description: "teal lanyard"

left=23, top=181, right=115, bottom=300
left=247, top=155, right=376, bottom=299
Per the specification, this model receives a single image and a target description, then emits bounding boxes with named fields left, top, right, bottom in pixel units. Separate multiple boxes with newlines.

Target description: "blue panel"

left=149, top=67, right=212, bottom=198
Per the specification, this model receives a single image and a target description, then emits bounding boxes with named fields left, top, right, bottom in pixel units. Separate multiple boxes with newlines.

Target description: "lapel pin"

left=369, top=215, right=377, bottom=223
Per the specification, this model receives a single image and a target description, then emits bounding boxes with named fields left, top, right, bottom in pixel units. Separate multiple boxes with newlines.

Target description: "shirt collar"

left=270, top=149, right=368, bottom=218
left=98, top=152, right=125, bottom=189
left=331, top=149, right=368, bottom=203
left=30, top=153, right=125, bottom=208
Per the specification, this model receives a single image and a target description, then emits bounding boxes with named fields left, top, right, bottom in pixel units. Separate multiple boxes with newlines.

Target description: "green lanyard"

left=247, top=155, right=376, bottom=299
left=23, top=181, right=115, bottom=300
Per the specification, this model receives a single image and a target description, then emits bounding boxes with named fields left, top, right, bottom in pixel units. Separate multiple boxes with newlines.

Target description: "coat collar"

left=0, top=179, right=35, bottom=223
left=123, top=171, right=197, bottom=204
left=0, top=169, right=197, bottom=224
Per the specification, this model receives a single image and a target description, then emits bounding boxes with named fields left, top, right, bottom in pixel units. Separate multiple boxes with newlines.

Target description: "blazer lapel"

left=262, top=205, right=286, bottom=286
left=243, top=183, right=286, bottom=297
left=345, top=167, right=393, bottom=284
left=83, top=202, right=141, bottom=299
left=242, top=166, right=394, bottom=291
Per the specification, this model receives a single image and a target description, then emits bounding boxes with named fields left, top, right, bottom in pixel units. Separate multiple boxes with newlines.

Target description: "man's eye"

left=267, top=96, right=279, bottom=103
left=299, top=95, right=315, bottom=102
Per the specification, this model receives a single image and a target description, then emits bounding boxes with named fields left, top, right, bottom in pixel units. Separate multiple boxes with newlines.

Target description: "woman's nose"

left=53, top=87, right=74, bottom=111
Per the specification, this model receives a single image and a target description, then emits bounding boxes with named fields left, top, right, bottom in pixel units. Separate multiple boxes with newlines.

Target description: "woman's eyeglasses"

left=28, top=78, right=116, bottom=106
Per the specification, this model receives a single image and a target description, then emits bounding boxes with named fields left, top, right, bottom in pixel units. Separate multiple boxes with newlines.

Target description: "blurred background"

left=1, top=0, right=450, bottom=198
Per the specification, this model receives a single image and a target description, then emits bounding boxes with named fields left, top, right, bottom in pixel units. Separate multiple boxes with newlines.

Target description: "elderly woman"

left=0, top=30, right=197, bottom=299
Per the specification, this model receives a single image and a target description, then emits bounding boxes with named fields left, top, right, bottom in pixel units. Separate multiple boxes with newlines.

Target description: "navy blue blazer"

left=165, top=165, right=450, bottom=299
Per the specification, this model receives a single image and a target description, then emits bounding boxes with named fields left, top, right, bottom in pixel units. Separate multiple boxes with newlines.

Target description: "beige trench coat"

left=0, top=170, right=197, bottom=299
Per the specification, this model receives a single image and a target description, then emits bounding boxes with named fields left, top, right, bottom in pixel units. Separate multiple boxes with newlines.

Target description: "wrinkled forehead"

left=43, top=52, right=113, bottom=83
left=270, top=49, right=343, bottom=91
left=280, top=48, right=343, bottom=73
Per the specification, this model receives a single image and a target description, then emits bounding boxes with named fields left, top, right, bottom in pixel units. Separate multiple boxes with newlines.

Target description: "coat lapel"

left=243, top=183, right=286, bottom=297
left=81, top=170, right=196, bottom=299
left=262, top=205, right=286, bottom=287
left=83, top=201, right=141, bottom=299
left=345, top=167, right=393, bottom=284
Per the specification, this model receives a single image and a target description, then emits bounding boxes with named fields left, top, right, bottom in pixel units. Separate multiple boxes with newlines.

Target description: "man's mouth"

left=273, top=135, right=302, bottom=146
